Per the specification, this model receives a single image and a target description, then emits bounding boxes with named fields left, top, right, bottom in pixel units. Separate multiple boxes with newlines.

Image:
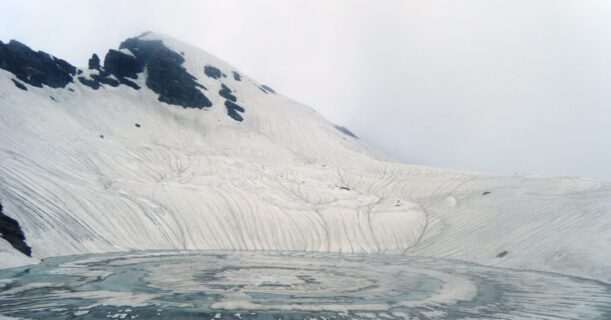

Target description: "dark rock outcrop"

left=225, top=100, right=245, bottom=122
left=0, top=200, right=32, bottom=257
left=232, top=71, right=241, bottom=81
left=88, top=53, right=101, bottom=70
left=99, top=50, right=142, bottom=89
left=95, top=74, right=120, bottom=87
left=78, top=36, right=213, bottom=106
left=11, top=78, right=27, bottom=91
left=0, top=40, right=76, bottom=88
left=103, top=50, right=143, bottom=79
left=204, top=65, right=225, bottom=79
left=78, top=76, right=101, bottom=90
left=260, top=84, right=276, bottom=94
left=219, top=83, right=245, bottom=121
left=219, top=84, right=237, bottom=102
left=79, top=51, right=135, bottom=90
left=117, top=36, right=212, bottom=109
left=334, top=125, right=358, bottom=139
left=117, top=77, right=141, bottom=90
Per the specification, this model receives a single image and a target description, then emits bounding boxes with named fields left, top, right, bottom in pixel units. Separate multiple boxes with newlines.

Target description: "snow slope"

left=0, top=33, right=609, bottom=283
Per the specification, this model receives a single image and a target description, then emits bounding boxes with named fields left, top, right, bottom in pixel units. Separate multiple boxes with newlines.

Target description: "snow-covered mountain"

left=0, top=32, right=609, bottom=282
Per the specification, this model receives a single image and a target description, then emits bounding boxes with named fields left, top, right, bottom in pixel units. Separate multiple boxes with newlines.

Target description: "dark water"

left=0, top=251, right=609, bottom=319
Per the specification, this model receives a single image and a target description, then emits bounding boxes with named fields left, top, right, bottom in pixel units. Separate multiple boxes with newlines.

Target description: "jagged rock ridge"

left=0, top=40, right=75, bottom=88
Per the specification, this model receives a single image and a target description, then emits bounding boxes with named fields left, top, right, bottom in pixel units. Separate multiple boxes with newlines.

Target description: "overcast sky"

left=2, top=1, right=610, bottom=181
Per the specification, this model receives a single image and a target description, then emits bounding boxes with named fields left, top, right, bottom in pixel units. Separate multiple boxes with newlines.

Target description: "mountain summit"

left=0, top=33, right=609, bottom=283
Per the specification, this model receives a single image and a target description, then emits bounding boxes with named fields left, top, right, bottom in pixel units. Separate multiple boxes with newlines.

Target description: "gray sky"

left=2, top=0, right=611, bottom=181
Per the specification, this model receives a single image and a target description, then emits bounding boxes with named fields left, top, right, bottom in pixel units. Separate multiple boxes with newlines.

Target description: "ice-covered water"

left=0, top=251, right=609, bottom=319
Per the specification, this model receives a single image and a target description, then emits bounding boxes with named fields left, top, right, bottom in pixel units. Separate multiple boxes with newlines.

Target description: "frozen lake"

left=0, top=251, right=610, bottom=319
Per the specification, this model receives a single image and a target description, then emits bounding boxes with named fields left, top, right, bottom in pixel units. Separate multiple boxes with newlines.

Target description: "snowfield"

left=0, top=33, right=609, bottom=284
